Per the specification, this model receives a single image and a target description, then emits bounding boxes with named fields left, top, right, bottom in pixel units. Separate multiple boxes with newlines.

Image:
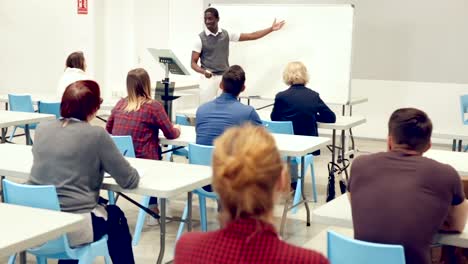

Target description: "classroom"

left=1, top=0, right=467, bottom=263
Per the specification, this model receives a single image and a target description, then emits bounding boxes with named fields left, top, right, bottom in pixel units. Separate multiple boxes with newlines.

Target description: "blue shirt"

left=196, top=93, right=262, bottom=145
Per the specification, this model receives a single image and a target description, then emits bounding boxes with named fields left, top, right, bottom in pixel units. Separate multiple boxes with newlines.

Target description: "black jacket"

left=271, top=84, right=336, bottom=137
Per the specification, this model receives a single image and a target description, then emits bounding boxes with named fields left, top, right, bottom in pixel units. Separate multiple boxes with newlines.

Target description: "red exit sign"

left=78, top=0, right=88, bottom=15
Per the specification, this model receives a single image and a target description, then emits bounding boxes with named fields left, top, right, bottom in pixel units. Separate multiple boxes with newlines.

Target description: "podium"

left=147, top=48, right=190, bottom=119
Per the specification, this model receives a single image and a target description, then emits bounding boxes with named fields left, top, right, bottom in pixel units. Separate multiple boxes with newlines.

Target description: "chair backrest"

left=110, top=135, right=136, bottom=158
left=460, top=95, right=468, bottom=124
left=38, top=101, right=61, bottom=119
left=262, top=120, right=294, bottom=135
left=327, top=231, right=406, bottom=264
left=176, top=114, right=191, bottom=126
left=188, top=143, right=214, bottom=166
left=8, top=94, right=35, bottom=113
left=2, top=179, right=71, bottom=254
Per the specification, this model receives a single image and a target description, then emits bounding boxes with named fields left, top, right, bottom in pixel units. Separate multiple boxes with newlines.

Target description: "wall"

left=0, top=0, right=98, bottom=94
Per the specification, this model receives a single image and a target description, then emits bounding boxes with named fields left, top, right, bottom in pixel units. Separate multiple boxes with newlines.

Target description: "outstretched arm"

left=239, top=19, right=285, bottom=41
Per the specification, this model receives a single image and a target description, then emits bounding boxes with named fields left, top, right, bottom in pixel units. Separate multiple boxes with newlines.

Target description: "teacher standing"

left=192, top=7, right=285, bottom=104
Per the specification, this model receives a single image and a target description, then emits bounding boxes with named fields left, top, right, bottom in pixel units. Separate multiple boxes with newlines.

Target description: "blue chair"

left=109, top=135, right=136, bottom=206
left=109, top=136, right=149, bottom=246
left=38, top=101, right=61, bottom=119
left=165, top=114, right=190, bottom=161
left=8, top=94, right=37, bottom=144
left=176, top=143, right=217, bottom=240
left=262, top=120, right=318, bottom=212
left=3, top=179, right=111, bottom=264
left=460, top=95, right=468, bottom=151
left=327, top=230, right=405, bottom=264
left=460, top=95, right=468, bottom=125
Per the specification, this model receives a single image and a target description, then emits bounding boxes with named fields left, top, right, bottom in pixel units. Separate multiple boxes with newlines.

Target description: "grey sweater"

left=28, top=119, right=139, bottom=213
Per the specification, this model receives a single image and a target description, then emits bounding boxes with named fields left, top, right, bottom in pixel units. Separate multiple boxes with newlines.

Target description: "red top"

left=106, top=98, right=179, bottom=160
left=174, top=218, right=329, bottom=264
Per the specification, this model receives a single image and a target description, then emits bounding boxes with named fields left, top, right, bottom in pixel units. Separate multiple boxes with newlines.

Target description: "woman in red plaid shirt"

left=106, top=68, right=180, bottom=217
left=174, top=124, right=328, bottom=264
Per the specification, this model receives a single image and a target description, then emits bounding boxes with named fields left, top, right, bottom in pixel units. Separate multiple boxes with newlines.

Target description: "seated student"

left=348, top=108, right=468, bottom=264
left=270, top=61, right=336, bottom=140
left=106, top=68, right=180, bottom=219
left=196, top=65, right=262, bottom=145
left=28, top=80, right=140, bottom=264
left=57, top=51, right=90, bottom=96
left=174, top=124, right=329, bottom=264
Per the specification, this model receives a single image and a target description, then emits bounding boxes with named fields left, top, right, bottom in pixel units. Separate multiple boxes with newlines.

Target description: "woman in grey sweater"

left=28, top=80, right=140, bottom=263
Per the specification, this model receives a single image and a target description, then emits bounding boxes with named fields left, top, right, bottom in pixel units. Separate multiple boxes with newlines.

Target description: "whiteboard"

left=212, top=4, right=355, bottom=104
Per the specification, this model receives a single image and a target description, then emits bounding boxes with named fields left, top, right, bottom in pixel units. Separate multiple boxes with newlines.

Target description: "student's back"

left=176, top=218, right=327, bottom=264
left=195, top=65, right=261, bottom=146
left=348, top=108, right=467, bottom=264
left=349, top=151, right=464, bottom=264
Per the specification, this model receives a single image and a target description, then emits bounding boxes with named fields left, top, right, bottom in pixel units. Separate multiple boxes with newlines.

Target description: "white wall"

left=0, top=0, right=98, bottom=94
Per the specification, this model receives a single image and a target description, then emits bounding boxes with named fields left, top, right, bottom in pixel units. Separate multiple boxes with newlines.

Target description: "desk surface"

left=0, top=144, right=212, bottom=199
left=0, top=203, right=84, bottom=258
left=159, top=125, right=331, bottom=157
left=177, top=108, right=366, bottom=131
left=312, top=194, right=468, bottom=247
left=0, top=110, right=55, bottom=128
left=238, top=95, right=368, bottom=106
left=424, top=149, right=468, bottom=175
left=303, top=226, right=354, bottom=256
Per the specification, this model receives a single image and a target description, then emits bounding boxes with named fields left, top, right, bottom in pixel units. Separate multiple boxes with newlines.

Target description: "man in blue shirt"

left=196, top=65, right=262, bottom=145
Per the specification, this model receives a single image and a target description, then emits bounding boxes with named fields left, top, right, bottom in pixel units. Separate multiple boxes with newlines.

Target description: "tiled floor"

left=1, top=127, right=454, bottom=263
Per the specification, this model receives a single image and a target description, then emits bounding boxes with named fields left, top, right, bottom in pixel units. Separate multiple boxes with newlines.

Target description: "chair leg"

left=309, top=156, right=318, bottom=203
left=7, top=254, right=16, bottom=264
left=36, top=256, right=47, bottom=264
left=8, top=126, right=17, bottom=141
left=199, top=196, right=208, bottom=232
left=132, top=196, right=151, bottom=246
left=104, top=254, right=112, bottom=264
left=108, top=191, right=115, bottom=205
left=176, top=204, right=189, bottom=240
left=292, top=178, right=303, bottom=214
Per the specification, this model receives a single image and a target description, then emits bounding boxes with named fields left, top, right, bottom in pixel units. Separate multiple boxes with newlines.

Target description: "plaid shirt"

left=174, top=218, right=329, bottom=264
left=106, top=98, right=179, bottom=160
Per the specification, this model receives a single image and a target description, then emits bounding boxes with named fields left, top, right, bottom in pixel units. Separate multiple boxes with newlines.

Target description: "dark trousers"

left=58, top=210, right=134, bottom=264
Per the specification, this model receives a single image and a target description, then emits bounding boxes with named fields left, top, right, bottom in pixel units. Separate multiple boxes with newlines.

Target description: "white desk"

left=238, top=95, right=368, bottom=107
left=0, top=143, right=211, bottom=264
left=312, top=194, right=468, bottom=248
left=0, top=203, right=84, bottom=259
left=424, top=149, right=468, bottom=175
left=160, top=125, right=331, bottom=157
left=303, top=226, right=354, bottom=256
left=0, top=111, right=55, bottom=144
left=176, top=108, right=367, bottom=202
left=160, top=125, right=331, bottom=234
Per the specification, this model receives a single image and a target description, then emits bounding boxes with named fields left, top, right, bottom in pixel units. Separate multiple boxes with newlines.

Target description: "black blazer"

left=271, top=84, right=336, bottom=138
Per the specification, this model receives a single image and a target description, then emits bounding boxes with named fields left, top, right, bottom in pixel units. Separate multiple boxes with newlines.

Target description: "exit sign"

left=78, top=0, right=88, bottom=15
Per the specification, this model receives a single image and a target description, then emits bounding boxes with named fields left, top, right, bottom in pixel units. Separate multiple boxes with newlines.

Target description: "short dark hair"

left=65, top=51, right=85, bottom=70
left=61, top=80, right=102, bottom=121
left=204, top=7, right=219, bottom=19
left=222, top=65, right=245, bottom=96
left=388, top=108, right=432, bottom=152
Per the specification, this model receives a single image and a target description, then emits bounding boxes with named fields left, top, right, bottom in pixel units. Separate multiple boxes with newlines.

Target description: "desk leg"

left=327, top=130, right=337, bottom=202
left=1, top=128, right=6, bottom=143
left=340, top=130, right=348, bottom=194
left=458, top=140, right=462, bottom=152
left=0, top=175, right=4, bottom=202
left=300, top=156, right=311, bottom=226
left=25, top=124, right=31, bottom=145
left=19, top=251, right=26, bottom=264
left=247, top=98, right=251, bottom=105
left=187, top=192, right=192, bottom=232
left=452, top=139, right=457, bottom=151
left=156, top=199, right=166, bottom=264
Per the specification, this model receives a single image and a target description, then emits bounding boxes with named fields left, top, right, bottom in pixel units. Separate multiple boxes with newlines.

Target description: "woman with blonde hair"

left=106, top=68, right=180, bottom=218
left=174, top=124, right=328, bottom=264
